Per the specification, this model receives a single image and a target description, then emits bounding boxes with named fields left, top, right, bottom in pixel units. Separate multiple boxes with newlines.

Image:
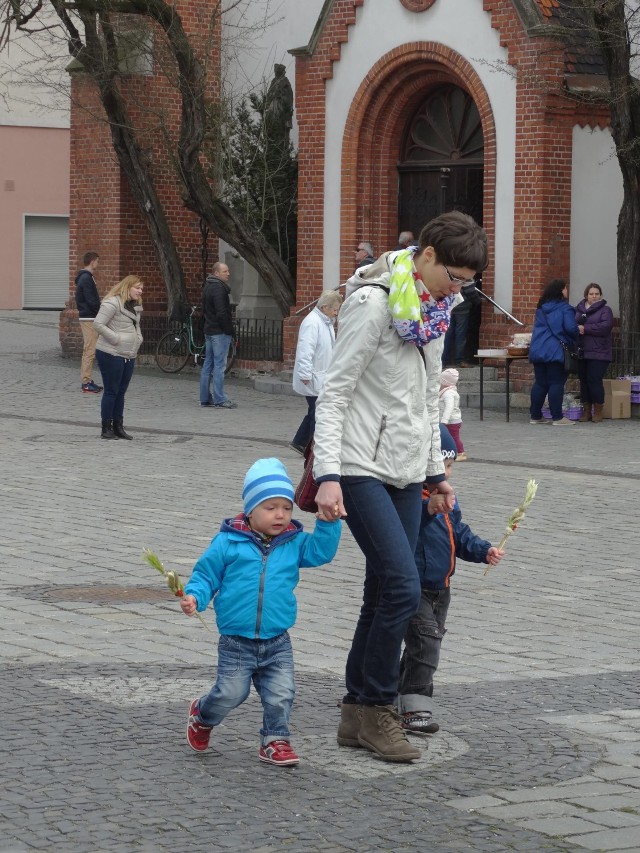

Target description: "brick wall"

left=61, top=1, right=220, bottom=357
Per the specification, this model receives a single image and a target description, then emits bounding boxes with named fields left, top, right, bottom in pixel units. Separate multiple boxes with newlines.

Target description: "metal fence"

left=608, top=329, right=640, bottom=377
left=138, top=313, right=283, bottom=363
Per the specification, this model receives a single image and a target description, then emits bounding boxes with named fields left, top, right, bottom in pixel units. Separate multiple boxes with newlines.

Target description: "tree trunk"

left=592, top=0, right=640, bottom=364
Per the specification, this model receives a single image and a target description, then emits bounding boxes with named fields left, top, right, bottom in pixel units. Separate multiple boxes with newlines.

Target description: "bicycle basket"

left=170, top=302, right=191, bottom=323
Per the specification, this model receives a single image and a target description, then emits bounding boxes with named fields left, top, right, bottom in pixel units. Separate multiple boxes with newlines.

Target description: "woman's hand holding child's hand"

left=427, top=494, right=450, bottom=515
left=486, top=547, right=505, bottom=566
left=180, top=594, right=197, bottom=616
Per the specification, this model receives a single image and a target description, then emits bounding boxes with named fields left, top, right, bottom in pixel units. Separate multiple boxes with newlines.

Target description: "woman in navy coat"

left=528, top=279, right=579, bottom=425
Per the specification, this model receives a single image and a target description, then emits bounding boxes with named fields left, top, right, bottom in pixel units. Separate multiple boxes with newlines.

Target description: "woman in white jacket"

left=289, top=290, right=342, bottom=454
left=94, top=275, right=144, bottom=440
left=313, top=212, right=488, bottom=764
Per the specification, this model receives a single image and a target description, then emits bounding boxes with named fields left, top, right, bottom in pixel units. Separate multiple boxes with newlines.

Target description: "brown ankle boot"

left=578, top=405, right=592, bottom=422
left=337, top=703, right=363, bottom=747
left=592, top=403, right=604, bottom=423
left=358, top=704, right=421, bottom=762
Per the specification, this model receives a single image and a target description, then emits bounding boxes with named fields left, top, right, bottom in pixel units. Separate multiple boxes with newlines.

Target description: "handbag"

left=541, top=311, right=579, bottom=373
left=294, top=441, right=318, bottom=513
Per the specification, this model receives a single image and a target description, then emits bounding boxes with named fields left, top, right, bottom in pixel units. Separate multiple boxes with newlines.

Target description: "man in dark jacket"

left=199, top=261, right=237, bottom=409
left=354, top=241, right=375, bottom=270
left=75, top=251, right=103, bottom=393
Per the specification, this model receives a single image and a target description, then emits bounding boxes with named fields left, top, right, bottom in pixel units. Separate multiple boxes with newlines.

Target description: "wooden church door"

left=398, top=84, right=485, bottom=232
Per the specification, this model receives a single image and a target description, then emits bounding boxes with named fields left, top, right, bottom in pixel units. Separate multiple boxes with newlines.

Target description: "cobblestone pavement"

left=1, top=311, right=639, bottom=853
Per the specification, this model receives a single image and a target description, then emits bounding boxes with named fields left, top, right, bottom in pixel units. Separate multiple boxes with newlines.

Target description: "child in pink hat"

left=439, top=368, right=466, bottom=461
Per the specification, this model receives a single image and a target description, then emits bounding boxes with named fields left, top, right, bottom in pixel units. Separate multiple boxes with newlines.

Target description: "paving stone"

left=1, top=311, right=640, bottom=853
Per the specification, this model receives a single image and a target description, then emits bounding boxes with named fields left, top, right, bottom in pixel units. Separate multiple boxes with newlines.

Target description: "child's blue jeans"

left=197, top=631, right=295, bottom=745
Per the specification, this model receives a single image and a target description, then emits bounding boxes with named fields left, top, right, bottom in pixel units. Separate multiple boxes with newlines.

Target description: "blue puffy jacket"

left=415, top=494, right=491, bottom=590
left=529, top=300, right=579, bottom=364
left=185, top=516, right=341, bottom=639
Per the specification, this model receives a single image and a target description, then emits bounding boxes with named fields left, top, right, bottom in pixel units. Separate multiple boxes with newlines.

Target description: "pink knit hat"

left=440, top=368, right=459, bottom=388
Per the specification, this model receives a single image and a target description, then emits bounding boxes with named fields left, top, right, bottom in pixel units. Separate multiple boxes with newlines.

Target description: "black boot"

left=101, top=419, right=117, bottom=440
left=113, top=420, right=133, bottom=440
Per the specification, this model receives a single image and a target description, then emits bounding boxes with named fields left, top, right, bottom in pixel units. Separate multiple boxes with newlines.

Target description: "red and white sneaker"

left=186, top=699, right=213, bottom=752
left=259, top=740, right=300, bottom=766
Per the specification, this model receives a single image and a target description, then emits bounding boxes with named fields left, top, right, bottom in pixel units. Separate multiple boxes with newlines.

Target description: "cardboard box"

left=602, top=379, right=631, bottom=419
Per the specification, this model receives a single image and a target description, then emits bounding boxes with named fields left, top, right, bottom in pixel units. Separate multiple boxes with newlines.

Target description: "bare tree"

left=548, top=1, right=640, bottom=362
left=1, top=0, right=296, bottom=316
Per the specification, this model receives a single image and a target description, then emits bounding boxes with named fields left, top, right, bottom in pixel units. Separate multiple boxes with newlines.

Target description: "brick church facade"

left=285, top=0, right=619, bottom=363
left=61, top=0, right=621, bottom=370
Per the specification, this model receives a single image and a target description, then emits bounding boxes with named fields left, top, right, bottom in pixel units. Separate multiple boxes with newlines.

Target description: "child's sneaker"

left=400, top=710, right=440, bottom=734
left=259, top=740, right=300, bottom=766
left=186, top=699, right=213, bottom=752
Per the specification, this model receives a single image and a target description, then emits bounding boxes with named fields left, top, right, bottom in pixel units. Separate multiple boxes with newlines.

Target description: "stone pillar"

left=225, top=251, right=283, bottom=319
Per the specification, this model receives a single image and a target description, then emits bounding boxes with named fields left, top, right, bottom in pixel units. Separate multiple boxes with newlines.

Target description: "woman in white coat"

left=290, top=290, right=343, bottom=454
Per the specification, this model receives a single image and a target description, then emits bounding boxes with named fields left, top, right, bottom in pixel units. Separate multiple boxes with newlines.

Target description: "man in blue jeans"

left=199, top=261, right=237, bottom=409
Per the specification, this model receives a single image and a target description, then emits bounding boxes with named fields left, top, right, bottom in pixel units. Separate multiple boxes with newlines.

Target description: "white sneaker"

left=552, top=417, right=575, bottom=426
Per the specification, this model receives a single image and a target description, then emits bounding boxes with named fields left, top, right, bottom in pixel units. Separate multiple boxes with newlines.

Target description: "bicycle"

left=155, top=305, right=237, bottom=374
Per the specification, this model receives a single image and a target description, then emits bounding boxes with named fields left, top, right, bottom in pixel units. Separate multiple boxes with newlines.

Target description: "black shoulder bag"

left=541, top=310, right=579, bottom=373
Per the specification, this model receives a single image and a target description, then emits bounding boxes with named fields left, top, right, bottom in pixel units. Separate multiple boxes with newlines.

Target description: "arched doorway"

left=398, top=84, right=484, bottom=232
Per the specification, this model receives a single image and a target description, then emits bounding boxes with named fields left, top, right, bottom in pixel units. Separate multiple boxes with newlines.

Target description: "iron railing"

left=608, top=329, right=640, bottom=377
left=138, top=313, right=283, bottom=363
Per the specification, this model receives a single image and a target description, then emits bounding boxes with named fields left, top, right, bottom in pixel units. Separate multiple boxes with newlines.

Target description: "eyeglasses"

left=442, top=263, right=475, bottom=287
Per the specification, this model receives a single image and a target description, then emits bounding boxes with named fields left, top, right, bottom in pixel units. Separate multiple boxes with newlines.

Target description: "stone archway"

left=339, top=43, right=496, bottom=287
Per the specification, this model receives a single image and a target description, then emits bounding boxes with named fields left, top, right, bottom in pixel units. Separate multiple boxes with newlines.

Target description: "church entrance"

left=398, top=84, right=484, bottom=230
left=398, top=84, right=485, bottom=360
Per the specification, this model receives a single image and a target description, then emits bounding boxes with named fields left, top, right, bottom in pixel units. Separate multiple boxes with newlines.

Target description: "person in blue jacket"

left=528, top=278, right=579, bottom=425
left=397, top=426, right=504, bottom=734
left=180, top=457, right=341, bottom=767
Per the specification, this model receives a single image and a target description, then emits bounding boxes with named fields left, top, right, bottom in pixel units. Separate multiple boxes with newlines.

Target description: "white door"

left=23, top=215, right=70, bottom=309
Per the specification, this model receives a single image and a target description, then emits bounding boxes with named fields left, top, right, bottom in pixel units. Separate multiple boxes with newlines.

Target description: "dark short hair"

left=418, top=211, right=489, bottom=272
left=83, top=251, right=99, bottom=266
left=584, top=282, right=602, bottom=298
left=537, top=279, right=567, bottom=308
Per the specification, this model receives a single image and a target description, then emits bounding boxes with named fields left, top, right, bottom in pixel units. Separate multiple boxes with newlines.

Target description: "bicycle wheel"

left=225, top=338, right=237, bottom=375
left=155, top=330, right=190, bottom=373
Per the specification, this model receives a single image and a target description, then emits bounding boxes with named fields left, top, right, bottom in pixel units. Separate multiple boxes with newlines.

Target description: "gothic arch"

left=340, top=42, right=496, bottom=287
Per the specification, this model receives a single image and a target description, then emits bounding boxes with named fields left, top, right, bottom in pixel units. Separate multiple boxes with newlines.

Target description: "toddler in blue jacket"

left=397, top=426, right=504, bottom=734
left=181, top=457, right=341, bottom=766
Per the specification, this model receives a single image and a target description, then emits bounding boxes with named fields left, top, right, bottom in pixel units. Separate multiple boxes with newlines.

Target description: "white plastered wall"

left=570, top=126, right=622, bottom=317
left=324, top=0, right=517, bottom=309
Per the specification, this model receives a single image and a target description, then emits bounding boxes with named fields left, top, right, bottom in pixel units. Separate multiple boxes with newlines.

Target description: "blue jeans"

left=578, top=358, right=609, bottom=405
left=292, top=396, right=317, bottom=448
left=442, top=307, right=470, bottom=365
left=197, top=632, right=295, bottom=745
left=95, top=350, right=135, bottom=421
left=530, top=361, right=567, bottom=420
left=397, top=587, right=451, bottom=713
left=340, top=476, right=422, bottom=706
left=200, top=334, right=232, bottom=405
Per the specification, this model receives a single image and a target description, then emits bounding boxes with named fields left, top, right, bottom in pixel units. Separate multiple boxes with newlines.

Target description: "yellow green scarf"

left=388, top=249, right=456, bottom=346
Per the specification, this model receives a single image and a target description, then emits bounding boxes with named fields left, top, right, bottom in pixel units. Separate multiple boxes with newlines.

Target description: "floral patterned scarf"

left=388, top=249, right=456, bottom=346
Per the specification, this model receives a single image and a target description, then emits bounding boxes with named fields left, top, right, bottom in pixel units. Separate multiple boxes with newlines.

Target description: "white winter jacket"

left=292, top=307, right=336, bottom=396
left=313, top=254, right=445, bottom=488
left=94, top=296, right=143, bottom=359
left=439, top=387, right=462, bottom=424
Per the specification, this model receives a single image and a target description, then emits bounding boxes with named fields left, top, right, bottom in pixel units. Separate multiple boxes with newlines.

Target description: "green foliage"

left=221, top=89, right=298, bottom=278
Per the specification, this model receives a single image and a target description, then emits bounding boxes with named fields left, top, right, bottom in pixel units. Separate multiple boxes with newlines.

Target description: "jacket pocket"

left=372, top=415, right=387, bottom=461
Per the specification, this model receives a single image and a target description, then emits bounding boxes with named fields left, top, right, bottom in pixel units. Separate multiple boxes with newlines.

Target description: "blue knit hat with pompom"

left=439, top=424, right=458, bottom=461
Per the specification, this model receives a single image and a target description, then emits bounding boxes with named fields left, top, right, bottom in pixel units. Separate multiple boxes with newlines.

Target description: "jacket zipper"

left=372, top=415, right=387, bottom=461
left=255, top=552, right=268, bottom=638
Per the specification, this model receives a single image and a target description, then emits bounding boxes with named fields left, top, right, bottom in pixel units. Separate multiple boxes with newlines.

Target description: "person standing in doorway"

left=200, top=262, right=237, bottom=409
left=75, top=251, right=103, bottom=394
left=395, top=231, right=415, bottom=251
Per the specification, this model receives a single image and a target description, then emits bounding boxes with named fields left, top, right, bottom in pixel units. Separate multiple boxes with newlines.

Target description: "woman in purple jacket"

left=575, top=283, right=614, bottom=423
